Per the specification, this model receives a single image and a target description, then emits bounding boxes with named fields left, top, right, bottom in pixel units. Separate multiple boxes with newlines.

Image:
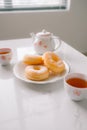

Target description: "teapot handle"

left=52, top=36, right=62, bottom=51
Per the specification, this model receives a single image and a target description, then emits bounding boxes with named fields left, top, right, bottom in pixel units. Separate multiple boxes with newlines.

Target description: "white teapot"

left=31, top=29, right=61, bottom=55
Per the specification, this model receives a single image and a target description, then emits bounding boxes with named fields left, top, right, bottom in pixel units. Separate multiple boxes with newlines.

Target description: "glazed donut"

left=23, top=54, right=43, bottom=65
left=25, top=65, right=49, bottom=81
left=43, top=51, right=65, bottom=74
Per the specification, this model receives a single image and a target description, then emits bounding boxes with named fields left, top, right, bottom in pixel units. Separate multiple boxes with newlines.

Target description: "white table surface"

left=0, top=38, right=87, bottom=130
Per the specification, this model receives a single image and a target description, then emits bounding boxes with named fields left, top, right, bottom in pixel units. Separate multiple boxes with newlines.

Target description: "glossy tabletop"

left=0, top=38, right=87, bottom=130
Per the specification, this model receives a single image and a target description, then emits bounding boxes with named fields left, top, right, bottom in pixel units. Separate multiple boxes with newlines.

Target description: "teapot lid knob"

left=36, top=29, right=51, bottom=37
left=42, top=29, right=46, bottom=33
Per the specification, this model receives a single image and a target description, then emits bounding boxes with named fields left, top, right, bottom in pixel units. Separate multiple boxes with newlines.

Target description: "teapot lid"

left=36, top=29, right=51, bottom=37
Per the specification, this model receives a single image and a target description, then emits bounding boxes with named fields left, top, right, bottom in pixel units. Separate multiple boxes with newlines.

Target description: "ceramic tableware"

left=64, top=73, right=87, bottom=101
left=31, top=29, right=61, bottom=55
left=0, top=48, right=12, bottom=65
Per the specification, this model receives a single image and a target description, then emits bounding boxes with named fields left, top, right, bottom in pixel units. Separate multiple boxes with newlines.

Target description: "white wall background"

left=0, top=0, right=87, bottom=53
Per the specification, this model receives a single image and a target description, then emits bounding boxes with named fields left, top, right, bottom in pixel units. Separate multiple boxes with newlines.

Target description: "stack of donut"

left=23, top=51, right=65, bottom=81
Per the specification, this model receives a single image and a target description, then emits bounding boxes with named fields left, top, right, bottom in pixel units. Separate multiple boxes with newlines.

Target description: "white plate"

left=13, top=61, right=70, bottom=84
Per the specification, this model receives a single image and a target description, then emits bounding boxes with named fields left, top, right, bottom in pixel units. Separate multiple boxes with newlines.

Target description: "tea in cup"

left=64, top=73, right=87, bottom=101
left=0, top=48, right=12, bottom=65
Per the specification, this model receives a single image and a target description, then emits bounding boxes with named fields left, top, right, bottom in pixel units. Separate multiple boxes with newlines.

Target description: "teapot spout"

left=30, top=32, right=35, bottom=40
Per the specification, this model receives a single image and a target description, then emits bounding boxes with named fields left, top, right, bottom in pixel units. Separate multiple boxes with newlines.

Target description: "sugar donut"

left=25, top=65, right=49, bottom=81
left=23, top=54, right=43, bottom=65
left=43, top=51, right=65, bottom=74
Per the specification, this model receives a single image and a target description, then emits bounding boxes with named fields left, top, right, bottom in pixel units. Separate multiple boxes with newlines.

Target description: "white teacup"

left=64, top=73, right=87, bottom=101
left=0, top=48, right=12, bottom=65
